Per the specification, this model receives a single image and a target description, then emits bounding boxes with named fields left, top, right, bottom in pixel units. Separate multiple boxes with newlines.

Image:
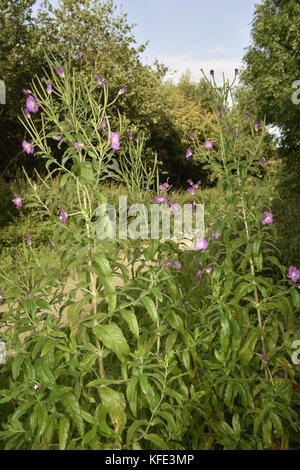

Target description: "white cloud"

left=146, top=53, right=242, bottom=85
left=205, top=47, right=232, bottom=55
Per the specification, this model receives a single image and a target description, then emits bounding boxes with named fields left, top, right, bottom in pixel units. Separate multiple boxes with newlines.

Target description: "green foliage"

left=0, top=56, right=300, bottom=451
left=241, top=0, right=300, bottom=151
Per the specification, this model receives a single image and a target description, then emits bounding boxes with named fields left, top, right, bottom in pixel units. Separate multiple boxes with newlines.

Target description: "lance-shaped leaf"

left=93, top=323, right=130, bottom=362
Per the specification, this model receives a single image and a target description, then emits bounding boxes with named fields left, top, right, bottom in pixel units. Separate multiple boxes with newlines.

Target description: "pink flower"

left=56, top=67, right=64, bottom=77
left=260, top=211, right=273, bottom=225
left=185, top=147, right=192, bottom=160
left=109, top=132, right=120, bottom=150
left=204, top=140, right=215, bottom=150
left=22, top=140, right=34, bottom=155
left=60, top=208, right=67, bottom=224
left=12, top=194, right=23, bottom=208
left=287, top=267, right=300, bottom=283
left=195, top=238, right=209, bottom=250
left=26, top=96, right=40, bottom=113
left=75, top=142, right=84, bottom=149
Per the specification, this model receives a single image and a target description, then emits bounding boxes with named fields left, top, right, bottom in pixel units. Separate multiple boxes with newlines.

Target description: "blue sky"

left=34, top=0, right=261, bottom=84
left=114, top=0, right=261, bottom=83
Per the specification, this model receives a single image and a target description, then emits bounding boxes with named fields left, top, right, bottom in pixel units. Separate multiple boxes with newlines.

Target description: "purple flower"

left=234, top=234, right=240, bottom=239
left=204, top=140, right=215, bottom=150
left=185, top=147, right=192, bottom=160
left=22, top=140, right=34, bottom=155
left=96, top=75, right=105, bottom=87
left=159, top=182, right=170, bottom=191
left=279, top=372, right=285, bottom=379
left=34, top=383, right=41, bottom=391
left=75, top=141, right=84, bottom=149
left=155, top=195, right=168, bottom=204
left=24, top=108, right=31, bottom=118
left=128, top=131, right=133, bottom=140
left=261, top=157, right=267, bottom=164
left=26, top=236, right=31, bottom=246
left=187, top=186, right=196, bottom=195
left=170, top=201, right=180, bottom=213
left=210, top=70, right=214, bottom=76
left=209, top=228, right=220, bottom=240
left=194, top=180, right=201, bottom=188
left=50, top=241, right=55, bottom=250
left=245, top=112, right=251, bottom=119
left=195, top=237, right=209, bottom=250
left=254, top=123, right=259, bottom=132
left=144, top=184, right=149, bottom=190
left=109, top=132, right=120, bottom=150
left=205, top=266, right=213, bottom=273
left=287, top=267, right=300, bottom=283
left=163, top=262, right=173, bottom=268
left=60, top=208, right=66, bottom=224
left=172, top=190, right=178, bottom=195
left=218, top=107, right=223, bottom=118
left=182, top=299, right=189, bottom=304
left=262, top=354, right=268, bottom=363
left=274, top=156, right=278, bottom=163
left=189, top=134, right=195, bottom=141
left=53, top=135, right=62, bottom=141
left=260, top=211, right=273, bottom=225
left=26, top=96, right=40, bottom=113
left=46, top=83, right=52, bottom=94
left=118, top=87, right=127, bottom=95
left=234, top=68, right=239, bottom=75
left=56, top=67, right=64, bottom=77
left=22, top=89, right=32, bottom=94
left=161, top=289, right=170, bottom=296
left=186, top=179, right=193, bottom=185
left=231, top=129, right=240, bottom=138
left=12, top=194, right=23, bottom=208
left=99, top=118, right=107, bottom=132
left=173, top=260, right=182, bottom=271
left=196, top=267, right=202, bottom=279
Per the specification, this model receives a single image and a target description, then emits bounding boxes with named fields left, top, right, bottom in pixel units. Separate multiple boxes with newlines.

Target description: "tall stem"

left=81, top=183, right=105, bottom=378
left=240, top=190, right=270, bottom=380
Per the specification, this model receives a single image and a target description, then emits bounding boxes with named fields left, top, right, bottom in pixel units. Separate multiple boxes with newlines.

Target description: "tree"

left=0, top=0, right=45, bottom=175
left=241, top=0, right=300, bottom=151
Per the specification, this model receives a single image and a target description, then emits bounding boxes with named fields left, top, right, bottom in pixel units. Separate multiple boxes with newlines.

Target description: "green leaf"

left=120, top=309, right=139, bottom=339
left=139, top=375, right=157, bottom=411
left=99, top=387, right=127, bottom=435
left=59, top=416, right=70, bottom=450
left=126, top=377, right=138, bottom=417
left=94, top=253, right=111, bottom=276
left=60, top=393, right=84, bottom=435
left=12, top=354, right=25, bottom=380
left=239, top=330, right=260, bottom=365
left=37, top=404, right=48, bottom=436
left=141, top=296, right=158, bottom=322
left=165, top=331, right=177, bottom=353
left=144, top=433, right=169, bottom=449
left=41, top=339, right=57, bottom=357
left=220, top=313, right=230, bottom=353
left=67, top=298, right=87, bottom=324
left=93, top=323, right=130, bottom=362
left=126, top=419, right=148, bottom=446
left=12, top=400, right=34, bottom=421
left=82, top=427, right=98, bottom=447
left=182, top=350, right=190, bottom=370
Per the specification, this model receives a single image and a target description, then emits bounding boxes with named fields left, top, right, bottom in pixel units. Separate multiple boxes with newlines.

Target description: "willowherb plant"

left=0, top=58, right=299, bottom=451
